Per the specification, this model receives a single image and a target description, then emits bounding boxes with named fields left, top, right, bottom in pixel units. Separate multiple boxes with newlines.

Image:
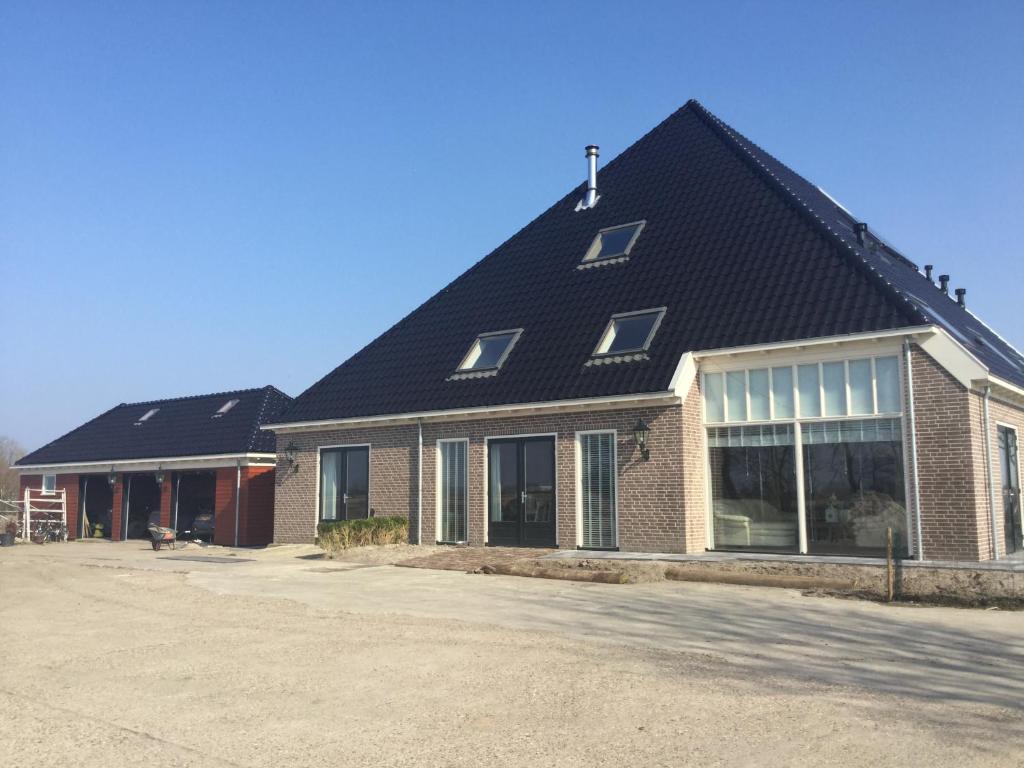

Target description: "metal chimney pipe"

left=854, top=222, right=868, bottom=246
left=955, top=288, right=967, bottom=308
left=924, top=264, right=934, bottom=283
left=939, top=274, right=950, bottom=295
left=576, top=145, right=600, bottom=211
left=584, top=145, right=600, bottom=206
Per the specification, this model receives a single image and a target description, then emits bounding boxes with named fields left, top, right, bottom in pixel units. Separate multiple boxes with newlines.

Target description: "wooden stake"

left=886, top=527, right=895, bottom=602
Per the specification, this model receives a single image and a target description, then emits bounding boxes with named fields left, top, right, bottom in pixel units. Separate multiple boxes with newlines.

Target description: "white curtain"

left=321, top=452, right=340, bottom=520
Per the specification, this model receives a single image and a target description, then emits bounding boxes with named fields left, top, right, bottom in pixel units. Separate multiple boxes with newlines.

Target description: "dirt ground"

left=2, top=542, right=1023, bottom=767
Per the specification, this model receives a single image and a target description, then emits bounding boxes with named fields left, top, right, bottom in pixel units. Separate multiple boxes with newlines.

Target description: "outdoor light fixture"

left=633, top=418, right=651, bottom=461
left=107, top=467, right=117, bottom=487
left=284, top=440, right=300, bottom=473
left=155, top=466, right=165, bottom=485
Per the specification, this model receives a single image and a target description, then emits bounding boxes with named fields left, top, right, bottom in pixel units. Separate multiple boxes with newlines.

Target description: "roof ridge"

left=119, top=386, right=271, bottom=409
left=688, top=101, right=927, bottom=328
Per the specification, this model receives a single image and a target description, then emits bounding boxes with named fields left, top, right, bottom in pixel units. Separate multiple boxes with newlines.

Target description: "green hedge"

left=316, top=516, right=408, bottom=551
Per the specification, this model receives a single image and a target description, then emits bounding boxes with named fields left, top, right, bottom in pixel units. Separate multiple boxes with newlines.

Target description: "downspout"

left=903, top=341, right=924, bottom=560
left=417, top=419, right=423, bottom=545
left=173, top=474, right=181, bottom=535
left=234, top=460, right=241, bottom=548
left=983, top=386, right=1000, bottom=560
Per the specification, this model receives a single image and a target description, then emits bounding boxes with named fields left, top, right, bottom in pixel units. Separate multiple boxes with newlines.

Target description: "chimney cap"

left=585, top=145, right=599, bottom=155
left=955, top=288, right=967, bottom=308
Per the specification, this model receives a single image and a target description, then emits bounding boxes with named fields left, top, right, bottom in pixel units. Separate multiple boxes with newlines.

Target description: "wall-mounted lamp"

left=633, top=418, right=651, bottom=461
left=155, top=466, right=165, bottom=485
left=284, top=440, right=300, bottom=473
left=107, top=467, right=117, bottom=487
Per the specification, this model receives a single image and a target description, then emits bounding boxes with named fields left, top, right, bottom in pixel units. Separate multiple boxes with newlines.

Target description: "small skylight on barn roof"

left=593, top=308, right=665, bottom=356
left=582, top=221, right=645, bottom=264
left=212, top=398, right=240, bottom=418
left=134, top=408, right=159, bottom=426
left=457, top=330, right=522, bottom=372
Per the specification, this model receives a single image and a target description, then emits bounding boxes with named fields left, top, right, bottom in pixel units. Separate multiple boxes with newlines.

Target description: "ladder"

left=18, top=488, right=68, bottom=542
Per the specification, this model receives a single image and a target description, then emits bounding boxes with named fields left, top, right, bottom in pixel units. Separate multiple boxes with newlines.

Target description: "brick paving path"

left=396, top=546, right=554, bottom=573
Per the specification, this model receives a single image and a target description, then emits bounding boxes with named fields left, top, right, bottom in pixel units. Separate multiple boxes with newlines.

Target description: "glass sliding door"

left=319, top=446, right=370, bottom=521
left=999, top=426, right=1022, bottom=555
left=438, top=440, right=468, bottom=543
left=708, top=425, right=799, bottom=552
left=580, top=432, right=616, bottom=549
left=802, top=419, right=907, bottom=556
left=704, top=355, right=909, bottom=557
left=487, top=437, right=556, bottom=547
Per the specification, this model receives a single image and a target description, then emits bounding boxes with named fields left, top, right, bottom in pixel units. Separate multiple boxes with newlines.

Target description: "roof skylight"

left=593, top=308, right=665, bottom=356
left=213, top=399, right=240, bottom=418
left=582, top=221, right=645, bottom=264
left=457, top=330, right=522, bottom=372
left=134, top=408, right=159, bottom=426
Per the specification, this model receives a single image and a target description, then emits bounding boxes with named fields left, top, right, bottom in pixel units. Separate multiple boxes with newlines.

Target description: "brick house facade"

left=269, top=341, right=1024, bottom=561
left=15, top=386, right=290, bottom=546
left=266, top=101, right=1024, bottom=563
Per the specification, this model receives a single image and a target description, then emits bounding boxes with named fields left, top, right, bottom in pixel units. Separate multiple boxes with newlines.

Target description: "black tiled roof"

left=17, top=386, right=292, bottom=466
left=277, top=100, right=1023, bottom=424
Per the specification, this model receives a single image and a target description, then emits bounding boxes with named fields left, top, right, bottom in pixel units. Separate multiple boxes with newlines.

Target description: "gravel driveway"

left=1, top=542, right=1022, bottom=767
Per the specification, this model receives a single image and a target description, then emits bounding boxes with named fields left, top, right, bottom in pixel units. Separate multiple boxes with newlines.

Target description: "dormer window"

left=457, top=329, right=522, bottom=372
left=134, top=408, right=159, bottom=426
left=593, top=308, right=665, bottom=356
left=213, top=399, right=239, bottom=418
left=582, top=221, right=645, bottom=265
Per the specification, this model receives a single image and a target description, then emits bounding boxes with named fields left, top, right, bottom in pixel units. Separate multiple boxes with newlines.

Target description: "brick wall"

left=909, top=346, right=988, bottom=560
left=273, top=424, right=419, bottom=544
left=273, top=398, right=706, bottom=554
left=906, top=345, right=1024, bottom=562
left=241, top=465, right=276, bottom=546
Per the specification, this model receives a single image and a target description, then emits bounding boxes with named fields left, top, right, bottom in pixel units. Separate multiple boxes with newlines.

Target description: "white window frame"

left=702, top=350, right=904, bottom=426
left=592, top=307, right=667, bottom=357
left=456, top=329, right=523, bottom=372
left=41, top=474, right=56, bottom=495
left=581, top=220, right=646, bottom=264
left=575, top=430, right=618, bottom=549
left=701, top=347, right=910, bottom=555
left=435, top=438, right=470, bottom=544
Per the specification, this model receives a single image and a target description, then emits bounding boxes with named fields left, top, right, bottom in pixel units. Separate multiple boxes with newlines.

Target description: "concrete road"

left=1, top=542, right=1022, bottom=767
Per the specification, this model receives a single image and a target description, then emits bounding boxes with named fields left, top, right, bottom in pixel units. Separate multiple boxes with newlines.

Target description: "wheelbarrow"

left=148, top=525, right=177, bottom=551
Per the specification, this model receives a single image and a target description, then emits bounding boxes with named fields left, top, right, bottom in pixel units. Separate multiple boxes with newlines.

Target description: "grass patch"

left=316, top=517, right=408, bottom=552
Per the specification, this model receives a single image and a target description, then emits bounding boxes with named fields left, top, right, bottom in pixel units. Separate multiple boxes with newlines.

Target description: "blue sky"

left=2, top=1, right=1023, bottom=450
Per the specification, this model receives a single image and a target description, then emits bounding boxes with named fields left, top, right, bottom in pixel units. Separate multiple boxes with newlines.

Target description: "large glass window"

left=319, top=447, right=370, bottom=521
left=708, top=425, right=799, bottom=552
left=802, top=419, right=907, bottom=556
left=704, top=355, right=901, bottom=425
left=703, top=354, right=907, bottom=557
